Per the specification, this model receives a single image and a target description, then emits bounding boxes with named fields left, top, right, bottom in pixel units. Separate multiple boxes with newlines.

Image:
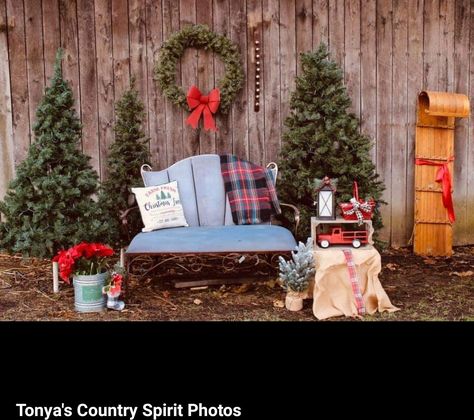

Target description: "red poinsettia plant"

left=52, top=242, right=114, bottom=284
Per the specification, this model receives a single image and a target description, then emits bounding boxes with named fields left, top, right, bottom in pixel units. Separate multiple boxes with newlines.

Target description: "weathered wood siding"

left=0, top=0, right=473, bottom=246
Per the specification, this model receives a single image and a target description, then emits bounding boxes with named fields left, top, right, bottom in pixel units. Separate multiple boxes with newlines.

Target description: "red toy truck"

left=317, top=227, right=368, bottom=249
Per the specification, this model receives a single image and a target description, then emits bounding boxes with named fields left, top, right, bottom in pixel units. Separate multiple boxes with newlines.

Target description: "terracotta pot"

left=285, top=291, right=305, bottom=311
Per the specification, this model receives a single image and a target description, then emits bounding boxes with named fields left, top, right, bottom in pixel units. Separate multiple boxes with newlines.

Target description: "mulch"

left=0, top=248, right=473, bottom=321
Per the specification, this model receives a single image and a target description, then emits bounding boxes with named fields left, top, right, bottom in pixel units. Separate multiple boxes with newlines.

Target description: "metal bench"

left=122, top=154, right=300, bottom=288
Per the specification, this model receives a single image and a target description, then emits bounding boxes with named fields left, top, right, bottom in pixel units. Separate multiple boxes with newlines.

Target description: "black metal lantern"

left=314, top=176, right=337, bottom=220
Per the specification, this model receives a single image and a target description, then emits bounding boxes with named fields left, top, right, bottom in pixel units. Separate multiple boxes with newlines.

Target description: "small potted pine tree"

left=279, top=238, right=315, bottom=311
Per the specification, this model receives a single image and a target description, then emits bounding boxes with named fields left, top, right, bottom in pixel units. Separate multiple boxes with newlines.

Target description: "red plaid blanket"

left=220, top=154, right=281, bottom=225
left=342, top=249, right=366, bottom=316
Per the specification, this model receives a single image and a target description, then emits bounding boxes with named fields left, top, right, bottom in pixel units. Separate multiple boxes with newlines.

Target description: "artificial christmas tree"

left=278, top=45, right=384, bottom=240
left=97, top=78, right=150, bottom=248
left=0, top=49, right=106, bottom=258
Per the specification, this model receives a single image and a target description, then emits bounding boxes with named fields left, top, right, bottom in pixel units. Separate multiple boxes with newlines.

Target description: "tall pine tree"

left=0, top=49, right=107, bottom=258
left=278, top=45, right=384, bottom=239
left=97, top=78, right=150, bottom=248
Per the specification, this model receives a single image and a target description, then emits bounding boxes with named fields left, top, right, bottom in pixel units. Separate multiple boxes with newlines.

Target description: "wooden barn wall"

left=0, top=0, right=473, bottom=246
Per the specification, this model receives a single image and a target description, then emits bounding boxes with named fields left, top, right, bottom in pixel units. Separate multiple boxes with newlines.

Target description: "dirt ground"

left=0, top=248, right=472, bottom=321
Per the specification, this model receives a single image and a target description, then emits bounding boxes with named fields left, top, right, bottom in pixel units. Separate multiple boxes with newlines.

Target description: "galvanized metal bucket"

left=72, top=272, right=107, bottom=313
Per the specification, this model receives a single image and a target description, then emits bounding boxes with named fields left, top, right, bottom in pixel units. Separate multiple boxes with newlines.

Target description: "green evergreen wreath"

left=155, top=24, right=244, bottom=114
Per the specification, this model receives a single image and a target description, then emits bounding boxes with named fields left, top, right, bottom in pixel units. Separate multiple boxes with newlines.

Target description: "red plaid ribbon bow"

left=342, top=249, right=366, bottom=316
left=342, top=198, right=373, bottom=226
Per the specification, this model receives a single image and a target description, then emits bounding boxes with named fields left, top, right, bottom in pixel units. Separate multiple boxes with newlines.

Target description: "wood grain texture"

left=376, top=0, right=393, bottom=242
left=112, top=0, right=130, bottom=100
left=344, top=0, right=360, bottom=118
left=24, top=0, right=45, bottom=140
left=196, top=0, right=215, bottom=155
left=328, top=0, right=344, bottom=66
left=0, top=0, right=15, bottom=201
left=360, top=0, right=377, bottom=162
left=59, top=0, right=81, bottom=118
left=406, top=0, right=424, bottom=243
left=162, top=0, right=183, bottom=166
left=279, top=0, right=296, bottom=141
left=312, top=0, right=328, bottom=47
left=95, top=0, right=114, bottom=179
left=453, top=0, right=470, bottom=244
left=247, top=0, right=264, bottom=165
left=146, top=0, right=167, bottom=169
left=77, top=0, right=100, bottom=174
left=42, top=0, right=61, bottom=82
left=423, top=0, right=440, bottom=90
left=230, top=0, right=249, bottom=159
left=1, top=0, right=473, bottom=246
left=213, top=0, right=232, bottom=156
left=262, top=0, right=280, bottom=163
left=391, top=0, right=408, bottom=246
left=129, top=0, right=149, bottom=139
left=6, top=0, right=30, bottom=165
left=179, top=0, right=198, bottom=159
left=296, top=0, right=312, bottom=74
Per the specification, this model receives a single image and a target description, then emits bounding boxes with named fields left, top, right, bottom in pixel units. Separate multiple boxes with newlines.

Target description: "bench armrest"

left=119, top=206, right=139, bottom=226
left=280, top=203, right=300, bottom=235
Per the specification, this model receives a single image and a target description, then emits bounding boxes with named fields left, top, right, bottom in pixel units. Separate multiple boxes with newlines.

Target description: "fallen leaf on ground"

left=234, top=283, right=252, bottom=294
left=451, top=271, right=474, bottom=277
left=264, top=279, right=279, bottom=289
left=193, top=298, right=202, bottom=305
left=423, top=258, right=437, bottom=265
left=385, top=263, right=399, bottom=271
left=162, top=291, right=170, bottom=298
left=273, top=299, right=284, bottom=308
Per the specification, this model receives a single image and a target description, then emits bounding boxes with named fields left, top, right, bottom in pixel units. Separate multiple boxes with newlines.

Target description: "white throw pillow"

left=132, top=181, right=188, bottom=232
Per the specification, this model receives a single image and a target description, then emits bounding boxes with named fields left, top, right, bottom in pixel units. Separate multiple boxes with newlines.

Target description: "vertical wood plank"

left=360, top=0, right=377, bottom=162
left=312, top=0, right=328, bottom=47
left=59, top=0, right=81, bottom=117
left=196, top=0, right=215, bottom=155
left=296, top=0, right=312, bottom=74
left=344, top=0, right=360, bottom=118
left=162, top=0, right=182, bottom=165
left=423, top=0, right=440, bottom=89
left=112, top=0, right=130, bottom=101
left=6, top=0, right=30, bottom=165
left=467, top=0, right=474, bottom=245
left=95, top=0, right=114, bottom=179
left=406, top=0, right=424, bottom=243
left=279, top=0, right=296, bottom=138
left=179, top=0, right=198, bottom=159
left=328, top=0, right=344, bottom=66
left=146, top=0, right=167, bottom=169
left=453, top=0, right=470, bottom=244
left=0, top=0, right=15, bottom=201
left=247, top=0, right=264, bottom=165
left=214, top=0, right=232, bottom=156
left=129, top=0, right=149, bottom=138
left=439, top=0, right=455, bottom=91
left=262, top=0, right=280, bottom=163
left=42, top=0, right=61, bottom=81
left=391, top=0, right=408, bottom=246
left=77, top=0, right=100, bottom=174
left=376, top=0, right=393, bottom=242
left=230, top=0, right=248, bottom=159
left=24, top=0, right=45, bottom=139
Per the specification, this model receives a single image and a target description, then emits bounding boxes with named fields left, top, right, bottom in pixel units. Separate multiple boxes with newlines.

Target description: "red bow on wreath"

left=186, top=86, right=220, bottom=132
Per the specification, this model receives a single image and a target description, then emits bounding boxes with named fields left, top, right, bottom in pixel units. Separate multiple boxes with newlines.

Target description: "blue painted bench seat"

left=123, top=154, right=300, bottom=284
left=127, top=225, right=297, bottom=254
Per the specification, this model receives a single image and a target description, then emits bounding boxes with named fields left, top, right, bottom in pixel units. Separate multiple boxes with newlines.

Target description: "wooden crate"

left=414, top=91, right=469, bottom=256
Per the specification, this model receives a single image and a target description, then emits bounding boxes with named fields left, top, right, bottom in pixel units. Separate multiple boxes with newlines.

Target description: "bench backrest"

left=141, top=154, right=276, bottom=227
